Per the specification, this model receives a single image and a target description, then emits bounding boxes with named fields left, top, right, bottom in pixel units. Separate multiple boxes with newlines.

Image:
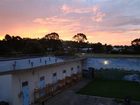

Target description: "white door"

left=52, top=73, right=57, bottom=83
left=71, top=67, right=74, bottom=75
left=22, top=81, right=30, bottom=105
left=77, top=65, right=80, bottom=73
left=39, top=76, right=45, bottom=96
left=52, top=73, right=57, bottom=90
left=63, top=70, right=66, bottom=79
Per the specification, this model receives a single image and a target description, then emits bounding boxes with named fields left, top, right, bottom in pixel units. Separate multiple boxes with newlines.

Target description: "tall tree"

left=23, top=40, right=45, bottom=54
left=73, top=33, right=87, bottom=43
left=131, top=38, right=140, bottom=46
left=12, top=36, right=22, bottom=41
left=131, top=38, right=140, bottom=54
left=4, top=34, right=12, bottom=41
left=92, top=42, right=105, bottom=53
left=44, top=32, right=59, bottom=40
left=42, top=32, right=62, bottom=52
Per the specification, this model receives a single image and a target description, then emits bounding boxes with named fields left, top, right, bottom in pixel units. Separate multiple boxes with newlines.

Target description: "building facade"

left=0, top=57, right=83, bottom=105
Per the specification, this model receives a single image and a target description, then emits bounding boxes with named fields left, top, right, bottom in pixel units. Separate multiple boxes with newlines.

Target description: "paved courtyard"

left=44, top=80, right=140, bottom=105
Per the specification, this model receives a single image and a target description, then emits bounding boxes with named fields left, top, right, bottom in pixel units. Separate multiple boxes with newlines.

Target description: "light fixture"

left=103, top=60, right=109, bottom=65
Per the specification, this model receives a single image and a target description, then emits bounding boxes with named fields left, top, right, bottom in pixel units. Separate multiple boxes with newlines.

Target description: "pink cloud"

left=92, top=12, right=106, bottom=22
left=61, top=4, right=71, bottom=14
left=33, top=18, right=47, bottom=25
left=92, top=5, right=100, bottom=13
left=61, top=4, right=99, bottom=14
left=91, top=5, right=106, bottom=22
left=33, top=16, right=81, bottom=37
left=33, top=16, right=78, bottom=25
left=61, top=4, right=106, bottom=22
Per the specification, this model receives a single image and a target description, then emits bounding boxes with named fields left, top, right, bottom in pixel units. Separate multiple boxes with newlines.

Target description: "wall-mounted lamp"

left=103, top=60, right=109, bottom=65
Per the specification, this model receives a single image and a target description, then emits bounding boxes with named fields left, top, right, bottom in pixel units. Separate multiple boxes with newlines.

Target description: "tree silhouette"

left=73, top=33, right=87, bottom=43
left=42, top=32, right=62, bottom=52
left=131, top=38, right=140, bottom=46
left=44, top=32, right=59, bottom=40
left=131, top=38, right=140, bottom=54
left=4, top=34, right=12, bottom=41
left=92, top=42, right=105, bottom=53
left=12, top=36, right=22, bottom=41
left=23, top=39, right=45, bottom=54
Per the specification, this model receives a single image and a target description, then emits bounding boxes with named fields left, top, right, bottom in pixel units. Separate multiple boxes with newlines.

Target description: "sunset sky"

left=0, top=0, right=140, bottom=45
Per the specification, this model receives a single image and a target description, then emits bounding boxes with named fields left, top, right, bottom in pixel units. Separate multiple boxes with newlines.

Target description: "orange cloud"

left=33, top=16, right=81, bottom=39
left=32, top=15, right=136, bottom=45
left=33, top=16, right=81, bottom=32
left=86, top=31, right=133, bottom=45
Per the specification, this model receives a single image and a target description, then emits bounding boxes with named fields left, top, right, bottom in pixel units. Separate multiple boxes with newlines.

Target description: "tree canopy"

left=73, top=33, right=87, bottom=43
left=0, top=33, right=140, bottom=56
left=44, top=32, right=59, bottom=40
left=131, top=38, right=140, bottom=54
left=131, top=38, right=140, bottom=46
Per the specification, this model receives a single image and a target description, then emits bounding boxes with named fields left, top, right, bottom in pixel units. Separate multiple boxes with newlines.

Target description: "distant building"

left=0, top=57, right=84, bottom=105
left=112, top=47, right=124, bottom=52
left=81, top=48, right=93, bottom=53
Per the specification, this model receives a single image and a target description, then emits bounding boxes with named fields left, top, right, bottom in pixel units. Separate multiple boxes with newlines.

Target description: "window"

left=71, top=67, right=73, bottom=71
left=53, top=73, right=57, bottom=77
left=52, top=73, right=57, bottom=84
left=63, top=70, right=66, bottom=73
left=22, top=81, right=28, bottom=87
left=77, top=65, right=80, bottom=69
left=40, top=76, right=45, bottom=81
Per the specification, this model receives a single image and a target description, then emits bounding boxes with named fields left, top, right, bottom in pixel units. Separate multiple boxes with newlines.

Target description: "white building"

left=0, top=57, right=84, bottom=105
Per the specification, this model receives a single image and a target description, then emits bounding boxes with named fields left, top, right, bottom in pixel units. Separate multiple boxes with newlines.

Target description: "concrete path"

left=45, top=80, right=140, bottom=105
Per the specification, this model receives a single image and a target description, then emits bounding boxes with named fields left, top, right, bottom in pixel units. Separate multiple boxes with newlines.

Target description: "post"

left=13, top=61, right=16, bottom=70
left=45, top=60, right=47, bottom=64
left=31, top=62, right=34, bottom=67
left=40, top=58, right=42, bottom=63
left=55, top=59, right=57, bottom=63
left=13, top=64, right=16, bottom=70
left=28, top=59, right=31, bottom=64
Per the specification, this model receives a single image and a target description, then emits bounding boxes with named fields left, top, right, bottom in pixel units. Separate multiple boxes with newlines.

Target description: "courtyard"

left=43, top=69, right=140, bottom=105
left=44, top=79, right=140, bottom=105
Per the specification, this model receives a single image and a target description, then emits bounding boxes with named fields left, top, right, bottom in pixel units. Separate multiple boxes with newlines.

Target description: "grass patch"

left=95, top=69, right=140, bottom=80
left=79, top=53, right=140, bottom=58
left=78, top=79, right=140, bottom=101
left=79, top=70, right=140, bottom=101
